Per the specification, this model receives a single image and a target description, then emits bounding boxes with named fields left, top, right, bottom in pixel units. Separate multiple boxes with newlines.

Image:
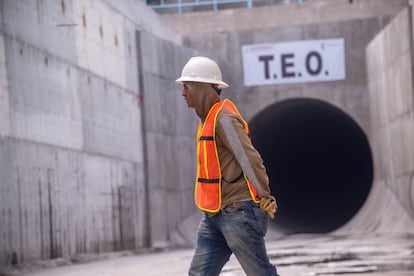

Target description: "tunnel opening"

left=249, top=98, right=373, bottom=234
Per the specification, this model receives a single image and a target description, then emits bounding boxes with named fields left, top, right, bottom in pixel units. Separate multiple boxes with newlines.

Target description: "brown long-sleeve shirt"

left=215, top=107, right=271, bottom=208
left=187, top=82, right=271, bottom=214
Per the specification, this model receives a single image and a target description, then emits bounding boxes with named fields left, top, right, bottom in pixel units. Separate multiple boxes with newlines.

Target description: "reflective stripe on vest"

left=195, top=99, right=260, bottom=213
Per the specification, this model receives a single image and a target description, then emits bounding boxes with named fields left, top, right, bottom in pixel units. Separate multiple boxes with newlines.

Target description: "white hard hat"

left=176, top=56, right=229, bottom=88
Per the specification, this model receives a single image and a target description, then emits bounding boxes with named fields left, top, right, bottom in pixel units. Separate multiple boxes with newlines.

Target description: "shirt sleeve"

left=216, top=114, right=271, bottom=198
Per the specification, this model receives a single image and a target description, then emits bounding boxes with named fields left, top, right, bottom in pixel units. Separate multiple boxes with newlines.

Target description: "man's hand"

left=260, top=196, right=278, bottom=219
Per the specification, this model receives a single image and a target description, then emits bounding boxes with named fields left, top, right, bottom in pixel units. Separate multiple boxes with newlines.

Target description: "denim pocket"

left=251, top=206, right=268, bottom=236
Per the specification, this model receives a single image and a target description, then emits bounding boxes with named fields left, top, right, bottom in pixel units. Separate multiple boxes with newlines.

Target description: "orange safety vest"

left=195, top=99, right=260, bottom=212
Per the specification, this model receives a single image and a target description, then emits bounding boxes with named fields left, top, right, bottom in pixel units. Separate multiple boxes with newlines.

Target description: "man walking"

left=176, top=56, right=279, bottom=276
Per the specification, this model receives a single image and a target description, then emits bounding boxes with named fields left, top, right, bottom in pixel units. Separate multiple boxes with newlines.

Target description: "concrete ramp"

left=338, top=175, right=414, bottom=235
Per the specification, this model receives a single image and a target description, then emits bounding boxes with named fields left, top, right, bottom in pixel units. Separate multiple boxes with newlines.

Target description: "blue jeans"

left=189, top=201, right=278, bottom=276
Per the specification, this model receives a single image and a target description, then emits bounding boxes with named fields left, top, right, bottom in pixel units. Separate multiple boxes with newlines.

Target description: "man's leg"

left=189, top=215, right=232, bottom=276
left=219, top=201, right=278, bottom=276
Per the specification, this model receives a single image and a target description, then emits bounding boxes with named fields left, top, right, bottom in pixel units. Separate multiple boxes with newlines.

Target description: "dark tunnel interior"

left=249, top=98, right=373, bottom=233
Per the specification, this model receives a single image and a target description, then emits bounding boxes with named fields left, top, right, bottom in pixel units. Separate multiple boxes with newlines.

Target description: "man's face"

left=181, top=83, right=194, bottom=108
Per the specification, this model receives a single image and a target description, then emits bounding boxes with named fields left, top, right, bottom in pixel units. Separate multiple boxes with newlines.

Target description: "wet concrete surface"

left=1, top=234, right=413, bottom=276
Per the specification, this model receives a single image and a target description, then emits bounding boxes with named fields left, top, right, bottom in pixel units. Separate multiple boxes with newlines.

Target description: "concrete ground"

left=2, top=233, right=413, bottom=276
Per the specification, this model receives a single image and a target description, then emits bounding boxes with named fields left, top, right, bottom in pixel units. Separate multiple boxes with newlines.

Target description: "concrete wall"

left=137, top=30, right=202, bottom=248
left=0, top=0, right=185, bottom=266
left=342, top=7, right=414, bottom=234
left=163, top=0, right=407, bottom=33
left=0, top=138, right=144, bottom=261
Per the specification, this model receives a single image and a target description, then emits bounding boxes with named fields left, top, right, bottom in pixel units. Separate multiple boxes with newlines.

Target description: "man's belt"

left=222, top=201, right=247, bottom=213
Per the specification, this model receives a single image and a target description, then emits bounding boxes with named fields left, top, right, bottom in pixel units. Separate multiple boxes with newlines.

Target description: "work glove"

left=260, top=195, right=278, bottom=219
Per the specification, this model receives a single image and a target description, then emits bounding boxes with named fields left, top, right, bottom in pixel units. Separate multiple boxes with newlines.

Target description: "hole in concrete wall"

left=82, top=11, right=87, bottom=28
left=99, top=24, right=104, bottom=39
left=114, top=32, right=119, bottom=47
left=127, top=32, right=131, bottom=56
left=249, top=98, right=373, bottom=233
left=61, top=0, right=65, bottom=14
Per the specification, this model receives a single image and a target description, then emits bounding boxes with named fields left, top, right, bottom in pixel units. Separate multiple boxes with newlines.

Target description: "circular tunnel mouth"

left=249, top=98, right=373, bottom=234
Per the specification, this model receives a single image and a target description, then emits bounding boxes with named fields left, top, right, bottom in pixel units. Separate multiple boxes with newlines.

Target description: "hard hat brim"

left=175, top=77, right=229, bottom=89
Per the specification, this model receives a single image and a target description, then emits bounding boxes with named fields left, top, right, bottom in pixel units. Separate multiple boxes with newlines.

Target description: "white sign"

left=242, top=38, right=345, bottom=86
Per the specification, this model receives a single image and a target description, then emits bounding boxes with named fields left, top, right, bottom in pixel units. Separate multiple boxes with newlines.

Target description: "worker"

left=176, top=56, right=279, bottom=276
